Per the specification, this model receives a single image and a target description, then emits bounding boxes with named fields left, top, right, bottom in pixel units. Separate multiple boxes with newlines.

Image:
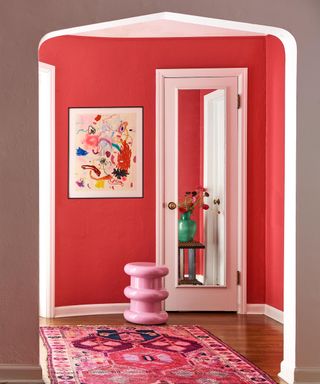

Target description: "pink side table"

left=123, top=262, right=169, bottom=325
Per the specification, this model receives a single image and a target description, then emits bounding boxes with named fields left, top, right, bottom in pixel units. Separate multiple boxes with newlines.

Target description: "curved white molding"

left=246, top=304, right=284, bottom=324
left=39, top=12, right=264, bottom=46
left=38, top=12, right=297, bottom=382
left=54, top=303, right=129, bottom=318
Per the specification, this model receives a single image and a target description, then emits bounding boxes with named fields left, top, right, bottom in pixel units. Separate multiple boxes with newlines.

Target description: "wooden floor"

left=40, top=312, right=285, bottom=383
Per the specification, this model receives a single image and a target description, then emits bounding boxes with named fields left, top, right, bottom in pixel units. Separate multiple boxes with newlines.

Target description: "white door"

left=156, top=69, right=247, bottom=312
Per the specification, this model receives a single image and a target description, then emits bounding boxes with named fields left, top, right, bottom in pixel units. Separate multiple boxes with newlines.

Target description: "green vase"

left=178, top=211, right=197, bottom=242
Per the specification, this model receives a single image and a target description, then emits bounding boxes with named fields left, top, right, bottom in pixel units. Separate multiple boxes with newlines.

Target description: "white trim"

left=246, top=304, right=266, bottom=315
left=38, top=13, right=297, bottom=379
left=39, top=12, right=285, bottom=45
left=246, top=304, right=284, bottom=324
left=279, top=365, right=320, bottom=384
left=237, top=69, right=248, bottom=315
left=0, top=364, right=44, bottom=383
left=55, top=303, right=285, bottom=323
left=156, top=68, right=247, bottom=314
left=279, top=361, right=296, bottom=384
left=280, top=31, right=297, bottom=384
left=265, top=304, right=284, bottom=324
left=54, top=303, right=129, bottom=318
left=39, top=62, right=55, bottom=318
left=155, top=68, right=165, bottom=276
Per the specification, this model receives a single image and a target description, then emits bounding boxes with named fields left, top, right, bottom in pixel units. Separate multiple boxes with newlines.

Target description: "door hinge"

left=237, top=94, right=241, bottom=109
left=237, top=271, right=241, bottom=285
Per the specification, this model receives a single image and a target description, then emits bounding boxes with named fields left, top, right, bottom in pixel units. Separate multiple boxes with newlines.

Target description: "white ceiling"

left=75, top=19, right=264, bottom=38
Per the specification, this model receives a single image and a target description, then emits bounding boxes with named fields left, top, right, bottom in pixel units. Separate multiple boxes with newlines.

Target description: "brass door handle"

left=168, top=202, right=177, bottom=210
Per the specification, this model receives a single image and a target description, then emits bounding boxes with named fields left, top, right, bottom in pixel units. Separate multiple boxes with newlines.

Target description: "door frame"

left=39, top=62, right=56, bottom=318
left=155, top=68, right=248, bottom=313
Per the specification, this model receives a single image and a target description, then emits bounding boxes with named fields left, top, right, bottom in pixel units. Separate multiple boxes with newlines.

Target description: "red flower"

left=179, top=186, right=210, bottom=215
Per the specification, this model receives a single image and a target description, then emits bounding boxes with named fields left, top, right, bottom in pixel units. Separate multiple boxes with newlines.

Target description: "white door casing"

left=39, top=62, right=55, bottom=318
left=156, top=68, right=247, bottom=312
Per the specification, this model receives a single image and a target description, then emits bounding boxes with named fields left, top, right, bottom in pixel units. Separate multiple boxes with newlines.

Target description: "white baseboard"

left=279, top=361, right=320, bottom=383
left=264, top=304, right=283, bottom=323
left=54, top=303, right=283, bottom=322
left=246, top=304, right=284, bottom=324
left=246, top=304, right=265, bottom=314
left=54, top=303, right=129, bottom=318
left=0, top=364, right=43, bottom=383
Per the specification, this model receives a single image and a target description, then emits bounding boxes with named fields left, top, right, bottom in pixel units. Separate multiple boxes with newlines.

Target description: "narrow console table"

left=178, top=241, right=205, bottom=285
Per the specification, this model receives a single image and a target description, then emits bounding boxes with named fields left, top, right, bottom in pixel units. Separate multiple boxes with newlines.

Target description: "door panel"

left=204, top=90, right=226, bottom=286
left=163, top=76, right=238, bottom=311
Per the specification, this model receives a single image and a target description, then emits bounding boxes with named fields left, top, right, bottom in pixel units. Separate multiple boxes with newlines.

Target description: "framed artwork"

left=69, top=107, right=143, bottom=198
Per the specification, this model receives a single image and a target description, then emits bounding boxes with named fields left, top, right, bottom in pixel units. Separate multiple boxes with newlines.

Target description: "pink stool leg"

left=123, top=262, right=169, bottom=325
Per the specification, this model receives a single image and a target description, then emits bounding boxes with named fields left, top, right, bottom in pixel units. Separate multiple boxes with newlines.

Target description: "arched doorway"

left=38, top=12, right=296, bottom=383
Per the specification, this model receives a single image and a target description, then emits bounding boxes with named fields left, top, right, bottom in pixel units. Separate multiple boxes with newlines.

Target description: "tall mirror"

left=177, top=89, right=226, bottom=287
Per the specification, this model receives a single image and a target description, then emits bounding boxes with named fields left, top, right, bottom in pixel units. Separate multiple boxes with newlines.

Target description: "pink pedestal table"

left=123, top=262, right=169, bottom=325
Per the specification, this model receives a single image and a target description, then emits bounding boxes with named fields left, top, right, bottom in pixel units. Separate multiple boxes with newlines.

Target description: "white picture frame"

left=68, top=106, right=143, bottom=198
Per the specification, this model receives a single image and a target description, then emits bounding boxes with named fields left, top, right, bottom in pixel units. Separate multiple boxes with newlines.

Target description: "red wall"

left=39, top=35, right=269, bottom=307
left=265, top=36, right=285, bottom=310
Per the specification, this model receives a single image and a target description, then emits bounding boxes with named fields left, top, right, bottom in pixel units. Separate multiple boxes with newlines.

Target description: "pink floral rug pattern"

left=40, top=325, right=276, bottom=383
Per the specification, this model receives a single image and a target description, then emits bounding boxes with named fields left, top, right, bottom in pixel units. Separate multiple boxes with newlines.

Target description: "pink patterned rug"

left=40, top=325, right=276, bottom=383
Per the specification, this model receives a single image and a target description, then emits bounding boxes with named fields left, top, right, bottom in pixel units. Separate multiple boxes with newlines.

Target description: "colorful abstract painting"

left=69, top=107, right=143, bottom=198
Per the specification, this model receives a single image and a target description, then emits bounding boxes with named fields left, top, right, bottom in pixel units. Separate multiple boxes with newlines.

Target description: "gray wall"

left=0, top=0, right=319, bottom=369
